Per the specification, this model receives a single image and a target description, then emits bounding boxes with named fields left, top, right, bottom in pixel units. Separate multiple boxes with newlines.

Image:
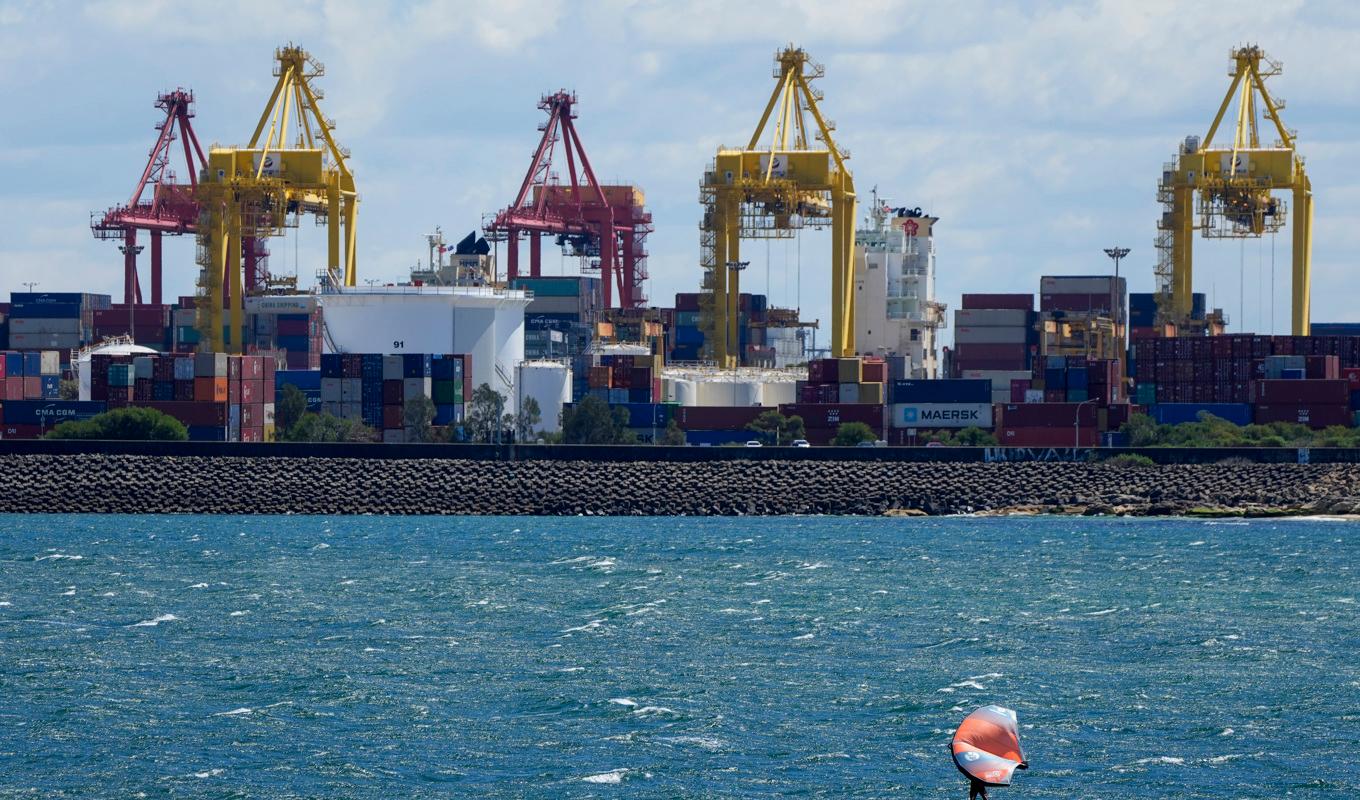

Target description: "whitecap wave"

left=128, top=614, right=178, bottom=628
left=212, top=708, right=252, bottom=717
left=581, top=769, right=627, bottom=784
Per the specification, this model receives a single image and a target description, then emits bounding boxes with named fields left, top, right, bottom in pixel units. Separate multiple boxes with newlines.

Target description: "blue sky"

left=2, top=0, right=1357, bottom=342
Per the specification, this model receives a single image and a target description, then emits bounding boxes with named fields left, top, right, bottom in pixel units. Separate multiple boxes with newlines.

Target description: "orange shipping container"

left=194, top=376, right=229, bottom=403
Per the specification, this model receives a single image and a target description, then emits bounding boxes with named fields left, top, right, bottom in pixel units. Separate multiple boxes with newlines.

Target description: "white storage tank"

left=320, top=285, right=530, bottom=413
left=76, top=340, right=159, bottom=401
left=517, top=361, right=572, bottom=436
left=669, top=378, right=698, bottom=407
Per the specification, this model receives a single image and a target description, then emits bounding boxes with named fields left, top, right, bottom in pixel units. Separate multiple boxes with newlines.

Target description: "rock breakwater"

left=2, top=454, right=1360, bottom=516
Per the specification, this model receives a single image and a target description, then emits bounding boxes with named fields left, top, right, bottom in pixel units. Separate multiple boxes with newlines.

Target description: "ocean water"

left=0, top=515, right=1356, bottom=799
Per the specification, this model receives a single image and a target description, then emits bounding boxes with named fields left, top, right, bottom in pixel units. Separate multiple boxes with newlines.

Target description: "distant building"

left=853, top=197, right=945, bottom=378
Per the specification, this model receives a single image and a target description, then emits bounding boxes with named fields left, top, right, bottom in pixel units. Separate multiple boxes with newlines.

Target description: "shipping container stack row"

left=92, top=304, right=172, bottom=349
left=1127, top=292, right=1207, bottom=340
left=993, top=401, right=1135, bottom=448
left=1130, top=333, right=1360, bottom=428
left=514, top=277, right=601, bottom=364
left=1010, top=355, right=1125, bottom=405
left=801, top=356, right=887, bottom=405
left=319, top=353, right=471, bottom=442
left=585, top=353, right=664, bottom=405
left=6, top=292, right=111, bottom=356
left=954, top=293, right=1038, bottom=404
left=172, top=296, right=324, bottom=370
left=1038, top=275, right=1126, bottom=362
left=0, top=350, right=82, bottom=439
left=89, top=352, right=276, bottom=441
left=883, top=378, right=992, bottom=445
left=670, top=292, right=770, bottom=364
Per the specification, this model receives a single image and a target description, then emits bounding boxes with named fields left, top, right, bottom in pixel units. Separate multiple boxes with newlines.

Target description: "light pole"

left=22, top=282, right=38, bottom=293
left=1075, top=397, right=1099, bottom=448
left=1103, top=247, right=1129, bottom=328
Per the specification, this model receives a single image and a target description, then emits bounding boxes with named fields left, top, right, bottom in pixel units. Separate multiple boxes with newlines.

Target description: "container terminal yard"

left=0, top=43, right=1356, bottom=450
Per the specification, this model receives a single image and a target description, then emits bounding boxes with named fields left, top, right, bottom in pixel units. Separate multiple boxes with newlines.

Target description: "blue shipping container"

left=23, top=353, right=42, bottom=375
left=1150, top=403, right=1252, bottom=426
left=5, top=353, right=23, bottom=376
left=1043, top=368, right=1067, bottom=389
left=187, top=425, right=227, bottom=442
left=890, top=379, right=990, bottom=404
left=275, top=334, right=310, bottom=352
left=10, top=302, right=82, bottom=319
left=40, top=375, right=60, bottom=398
left=684, top=429, right=752, bottom=446
left=1, top=400, right=106, bottom=426
left=403, top=353, right=432, bottom=378
left=1067, top=368, right=1088, bottom=389
left=276, top=369, right=322, bottom=391
left=613, top=403, right=664, bottom=428
left=675, top=325, right=704, bottom=346
left=320, top=353, right=343, bottom=377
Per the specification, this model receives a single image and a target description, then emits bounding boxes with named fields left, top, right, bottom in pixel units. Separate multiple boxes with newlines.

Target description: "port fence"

left=0, top=439, right=1356, bottom=464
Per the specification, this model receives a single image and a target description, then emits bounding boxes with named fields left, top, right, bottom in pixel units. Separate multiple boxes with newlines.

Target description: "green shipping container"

left=432, top=380, right=457, bottom=404
left=1135, top=383, right=1156, bottom=404
left=512, top=277, right=582, bottom=297
left=1067, top=388, right=1089, bottom=402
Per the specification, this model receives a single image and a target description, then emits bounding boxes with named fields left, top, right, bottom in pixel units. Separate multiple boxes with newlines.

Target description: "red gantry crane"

left=91, top=90, right=210, bottom=306
left=485, top=91, right=652, bottom=308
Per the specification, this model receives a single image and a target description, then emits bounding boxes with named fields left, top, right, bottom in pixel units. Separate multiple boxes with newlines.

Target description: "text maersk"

left=890, top=403, right=994, bottom=428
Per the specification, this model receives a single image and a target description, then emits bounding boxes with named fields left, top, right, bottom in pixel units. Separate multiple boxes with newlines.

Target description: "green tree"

left=832, top=421, right=877, bottom=447
left=515, top=396, right=542, bottom=442
left=58, top=379, right=79, bottom=401
left=952, top=426, right=999, bottom=446
left=466, top=383, right=508, bottom=443
left=660, top=418, right=686, bottom=446
left=745, top=409, right=807, bottom=445
left=561, top=395, right=635, bottom=444
left=403, top=394, right=437, bottom=443
left=1120, top=413, right=1163, bottom=447
left=46, top=407, right=187, bottom=441
left=285, top=413, right=376, bottom=443
left=276, top=384, right=309, bottom=439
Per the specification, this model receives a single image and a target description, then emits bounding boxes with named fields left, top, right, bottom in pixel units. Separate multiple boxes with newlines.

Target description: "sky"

left=1, top=0, right=1358, bottom=343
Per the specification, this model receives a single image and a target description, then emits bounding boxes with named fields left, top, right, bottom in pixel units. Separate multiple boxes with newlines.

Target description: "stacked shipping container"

left=585, top=353, right=664, bottom=404
left=6, top=292, right=110, bottom=355
left=320, top=353, right=470, bottom=441
left=88, top=352, right=276, bottom=441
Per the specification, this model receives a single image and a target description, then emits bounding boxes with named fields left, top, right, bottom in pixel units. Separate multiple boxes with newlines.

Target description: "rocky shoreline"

left=1, top=454, right=1359, bottom=517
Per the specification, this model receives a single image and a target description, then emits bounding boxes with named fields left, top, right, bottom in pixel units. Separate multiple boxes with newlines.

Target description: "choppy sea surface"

left=0, top=515, right=1356, bottom=799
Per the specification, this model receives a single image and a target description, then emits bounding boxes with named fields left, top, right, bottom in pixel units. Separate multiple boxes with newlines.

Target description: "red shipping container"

left=1304, top=355, right=1340, bottom=379
left=962, top=293, right=1033, bottom=311
left=92, top=306, right=171, bottom=327
left=227, top=356, right=242, bottom=380
left=276, top=318, right=309, bottom=337
left=0, top=424, right=43, bottom=439
left=1251, top=379, right=1347, bottom=404
left=241, top=355, right=265, bottom=380
left=675, top=406, right=766, bottom=431
left=1253, top=404, right=1351, bottom=428
left=144, top=401, right=228, bottom=426
left=228, top=379, right=242, bottom=404
left=383, top=380, right=403, bottom=404
left=1343, top=367, right=1360, bottom=389
left=997, top=402, right=1100, bottom=428
left=861, top=360, right=887, bottom=383
left=264, top=356, right=277, bottom=379
left=1043, top=389, right=1065, bottom=403
left=241, top=403, right=266, bottom=428
left=675, top=293, right=701, bottom=312
left=23, top=377, right=41, bottom=399
left=997, top=426, right=1100, bottom=448
left=194, top=377, right=228, bottom=403
left=1039, top=293, right=1115, bottom=314
left=777, top=403, right=883, bottom=429
left=239, top=427, right=264, bottom=443
left=240, top=379, right=263, bottom=404
left=1010, top=379, right=1031, bottom=403
left=0, top=357, right=6, bottom=380
left=953, top=343, right=1028, bottom=360
left=383, top=405, right=404, bottom=430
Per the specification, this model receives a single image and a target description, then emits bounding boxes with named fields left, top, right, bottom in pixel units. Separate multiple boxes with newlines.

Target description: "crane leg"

left=123, top=229, right=140, bottom=306
left=1172, top=186, right=1195, bottom=327
left=622, top=230, right=635, bottom=309
left=529, top=231, right=541, bottom=278
left=727, top=221, right=741, bottom=368
left=227, top=206, right=244, bottom=354
left=150, top=231, right=162, bottom=306
left=1292, top=184, right=1313, bottom=335
left=712, top=203, right=730, bottom=367
left=507, top=228, right=520, bottom=282
left=600, top=224, right=614, bottom=309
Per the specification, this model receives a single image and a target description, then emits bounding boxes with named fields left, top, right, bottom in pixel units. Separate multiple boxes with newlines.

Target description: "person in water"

left=966, top=760, right=1027, bottom=800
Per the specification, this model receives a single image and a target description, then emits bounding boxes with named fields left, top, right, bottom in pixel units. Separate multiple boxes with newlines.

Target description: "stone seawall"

left=3, top=454, right=1360, bottom=516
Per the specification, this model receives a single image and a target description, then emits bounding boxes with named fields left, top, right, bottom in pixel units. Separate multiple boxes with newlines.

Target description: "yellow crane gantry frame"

left=699, top=46, right=856, bottom=367
left=1155, top=45, right=1312, bottom=335
left=195, top=44, right=358, bottom=353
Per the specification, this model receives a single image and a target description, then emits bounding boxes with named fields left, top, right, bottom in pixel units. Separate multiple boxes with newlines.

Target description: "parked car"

left=744, top=440, right=763, bottom=448
left=791, top=439, right=810, bottom=448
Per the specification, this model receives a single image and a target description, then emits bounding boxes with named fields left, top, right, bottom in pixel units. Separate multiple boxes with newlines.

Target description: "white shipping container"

left=173, top=356, right=196, bottom=380
left=403, top=377, right=432, bottom=401
left=1040, top=276, right=1119, bottom=294
left=839, top=382, right=860, bottom=404
left=341, top=379, right=362, bottom=401
left=10, top=333, right=80, bottom=351
left=245, top=295, right=319, bottom=314
left=10, top=317, right=82, bottom=334
left=890, top=403, right=994, bottom=429
left=133, top=356, right=154, bottom=380
left=382, top=355, right=404, bottom=381
left=954, top=309, right=1030, bottom=328
left=321, top=378, right=342, bottom=402
left=1024, top=389, right=1045, bottom=403
left=954, top=326, right=1029, bottom=344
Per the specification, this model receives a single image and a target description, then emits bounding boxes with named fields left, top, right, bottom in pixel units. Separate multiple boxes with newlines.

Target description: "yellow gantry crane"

left=195, top=45, right=358, bottom=352
left=1155, top=45, right=1312, bottom=335
left=699, top=46, right=856, bottom=367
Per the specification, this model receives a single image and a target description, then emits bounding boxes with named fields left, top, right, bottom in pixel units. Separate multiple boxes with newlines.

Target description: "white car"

left=791, top=439, right=810, bottom=448
left=744, top=440, right=763, bottom=448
